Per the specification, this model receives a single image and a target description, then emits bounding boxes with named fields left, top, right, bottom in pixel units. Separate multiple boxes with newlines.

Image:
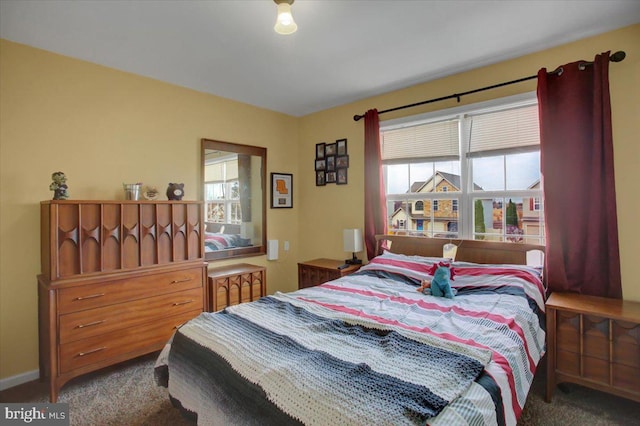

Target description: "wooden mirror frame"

left=201, top=139, right=267, bottom=261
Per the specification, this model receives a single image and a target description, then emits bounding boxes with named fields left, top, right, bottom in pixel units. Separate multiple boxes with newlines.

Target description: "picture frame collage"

left=315, top=138, right=349, bottom=186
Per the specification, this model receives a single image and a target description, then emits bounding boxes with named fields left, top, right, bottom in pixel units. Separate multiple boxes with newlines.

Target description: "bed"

left=204, top=231, right=253, bottom=252
left=156, top=235, right=546, bottom=425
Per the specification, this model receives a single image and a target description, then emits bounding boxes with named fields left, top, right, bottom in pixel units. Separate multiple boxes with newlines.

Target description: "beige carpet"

left=2, top=353, right=639, bottom=425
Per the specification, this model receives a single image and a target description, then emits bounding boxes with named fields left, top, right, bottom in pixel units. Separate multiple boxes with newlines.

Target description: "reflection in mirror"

left=201, top=139, right=266, bottom=261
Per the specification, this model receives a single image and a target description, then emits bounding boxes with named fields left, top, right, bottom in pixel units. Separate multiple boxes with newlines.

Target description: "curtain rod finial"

left=354, top=114, right=363, bottom=122
left=610, top=51, right=626, bottom=62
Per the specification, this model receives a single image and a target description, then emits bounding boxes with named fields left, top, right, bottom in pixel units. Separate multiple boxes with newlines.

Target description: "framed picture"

left=326, top=171, right=337, bottom=184
left=271, top=173, right=293, bottom=208
left=315, top=170, right=326, bottom=186
left=326, top=155, right=336, bottom=172
left=315, top=159, right=326, bottom=171
left=337, top=168, right=348, bottom=185
left=336, top=155, right=349, bottom=168
left=325, top=143, right=337, bottom=157
left=336, top=139, right=347, bottom=156
left=316, top=142, right=326, bottom=159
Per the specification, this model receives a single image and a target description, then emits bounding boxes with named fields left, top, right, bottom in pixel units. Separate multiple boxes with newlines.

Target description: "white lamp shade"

left=274, top=3, right=297, bottom=35
left=343, top=229, right=364, bottom=253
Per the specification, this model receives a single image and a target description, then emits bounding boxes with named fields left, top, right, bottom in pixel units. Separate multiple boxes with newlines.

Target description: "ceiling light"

left=274, top=0, right=297, bottom=35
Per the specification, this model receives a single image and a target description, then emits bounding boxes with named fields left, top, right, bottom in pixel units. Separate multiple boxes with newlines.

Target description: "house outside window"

left=381, top=93, right=544, bottom=244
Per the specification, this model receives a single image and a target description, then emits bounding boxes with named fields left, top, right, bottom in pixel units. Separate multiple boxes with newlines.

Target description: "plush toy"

left=417, top=262, right=457, bottom=299
left=49, top=171, right=69, bottom=200
left=166, top=183, right=184, bottom=200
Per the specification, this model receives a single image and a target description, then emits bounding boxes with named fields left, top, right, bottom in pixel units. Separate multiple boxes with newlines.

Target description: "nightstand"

left=545, top=292, right=640, bottom=403
left=207, top=263, right=266, bottom=312
left=297, top=258, right=361, bottom=289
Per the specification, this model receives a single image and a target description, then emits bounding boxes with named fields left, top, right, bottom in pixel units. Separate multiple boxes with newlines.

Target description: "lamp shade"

left=343, top=229, right=363, bottom=253
left=274, top=1, right=297, bottom=35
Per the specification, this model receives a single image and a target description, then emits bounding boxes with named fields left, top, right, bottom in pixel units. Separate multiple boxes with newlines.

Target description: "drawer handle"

left=173, top=300, right=194, bottom=306
left=170, top=277, right=193, bottom=284
left=77, top=347, right=107, bottom=357
left=74, top=293, right=105, bottom=301
left=76, top=320, right=106, bottom=329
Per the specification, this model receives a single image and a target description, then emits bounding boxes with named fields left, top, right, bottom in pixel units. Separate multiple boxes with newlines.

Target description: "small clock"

left=166, top=183, right=184, bottom=200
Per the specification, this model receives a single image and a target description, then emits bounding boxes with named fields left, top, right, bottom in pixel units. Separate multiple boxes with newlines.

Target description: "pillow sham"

left=356, top=251, right=452, bottom=286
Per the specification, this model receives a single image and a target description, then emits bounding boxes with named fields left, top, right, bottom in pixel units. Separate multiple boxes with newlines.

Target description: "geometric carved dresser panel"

left=546, top=292, right=640, bottom=404
left=207, top=263, right=266, bottom=312
left=38, top=200, right=207, bottom=402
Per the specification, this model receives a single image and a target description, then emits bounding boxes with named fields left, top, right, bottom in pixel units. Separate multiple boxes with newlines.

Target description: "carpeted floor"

left=1, top=352, right=639, bottom=425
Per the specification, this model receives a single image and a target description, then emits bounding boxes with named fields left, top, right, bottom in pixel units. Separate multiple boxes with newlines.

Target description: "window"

left=204, top=155, right=242, bottom=225
left=381, top=93, right=544, bottom=244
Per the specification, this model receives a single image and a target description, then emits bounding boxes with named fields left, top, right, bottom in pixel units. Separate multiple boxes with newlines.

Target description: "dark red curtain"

left=363, top=109, right=387, bottom=260
left=537, top=51, right=622, bottom=298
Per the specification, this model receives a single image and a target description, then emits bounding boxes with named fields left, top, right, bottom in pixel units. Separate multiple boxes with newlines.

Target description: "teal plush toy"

left=417, top=262, right=457, bottom=299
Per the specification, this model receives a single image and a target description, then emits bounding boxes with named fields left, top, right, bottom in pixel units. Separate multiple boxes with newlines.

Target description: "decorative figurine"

left=143, top=186, right=159, bottom=200
left=166, top=183, right=184, bottom=200
left=49, top=171, right=69, bottom=200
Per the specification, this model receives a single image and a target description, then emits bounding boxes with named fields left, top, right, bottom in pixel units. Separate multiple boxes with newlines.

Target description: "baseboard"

left=0, top=369, right=39, bottom=391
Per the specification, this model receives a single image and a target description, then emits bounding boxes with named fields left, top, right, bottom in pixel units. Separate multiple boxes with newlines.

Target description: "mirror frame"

left=201, top=138, right=267, bottom=261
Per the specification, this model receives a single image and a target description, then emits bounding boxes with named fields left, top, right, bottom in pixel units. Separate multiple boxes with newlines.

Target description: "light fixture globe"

left=274, top=0, right=297, bottom=35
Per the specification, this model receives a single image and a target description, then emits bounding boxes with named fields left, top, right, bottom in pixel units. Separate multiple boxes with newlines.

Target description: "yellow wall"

left=1, top=24, right=639, bottom=383
left=0, top=40, right=300, bottom=380
left=297, top=24, right=640, bottom=300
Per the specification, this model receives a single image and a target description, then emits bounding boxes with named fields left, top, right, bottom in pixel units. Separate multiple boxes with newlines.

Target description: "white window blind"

left=381, top=119, right=459, bottom=163
left=467, top=104, right=539, bottom=157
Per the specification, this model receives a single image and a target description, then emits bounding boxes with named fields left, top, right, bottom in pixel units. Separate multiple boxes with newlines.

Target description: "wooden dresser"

left=546, top=292, right=640, bottom=403
left=38, top=200, right=207, bottom=402
left=207, top=263, right=266, bottom=312
left=298, top=258, right=361, bottom=289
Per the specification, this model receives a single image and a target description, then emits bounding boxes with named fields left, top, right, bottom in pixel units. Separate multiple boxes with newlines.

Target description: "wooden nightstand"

left=297, top=258, right=361, bottom=289
left=545, top=292, right=640, bottom=403
left=207, top=263, right=266, bottom=312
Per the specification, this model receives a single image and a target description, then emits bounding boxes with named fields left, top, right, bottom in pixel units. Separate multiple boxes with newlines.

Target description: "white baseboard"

left=0, top=369, right=40, bottom=391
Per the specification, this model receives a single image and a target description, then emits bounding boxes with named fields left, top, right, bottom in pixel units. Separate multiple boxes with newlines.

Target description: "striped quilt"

left=156, top=252, right=546, bottom=426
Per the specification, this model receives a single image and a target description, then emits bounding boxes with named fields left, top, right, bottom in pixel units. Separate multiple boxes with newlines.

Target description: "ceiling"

left=1, top=1, right=639, bottom=117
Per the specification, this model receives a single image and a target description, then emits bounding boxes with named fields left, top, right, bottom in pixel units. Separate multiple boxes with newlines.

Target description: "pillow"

left=379, top=250, right=452, bottom=265
left=357, top=251, right=452, bottom=286
left=451, top=260, right=543, bottom=280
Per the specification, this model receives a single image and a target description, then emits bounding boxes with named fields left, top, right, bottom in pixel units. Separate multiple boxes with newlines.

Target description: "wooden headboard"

left=375, top=234, right=544, bottom=265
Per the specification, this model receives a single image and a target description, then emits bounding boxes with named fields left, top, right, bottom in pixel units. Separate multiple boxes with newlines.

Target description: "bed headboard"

left=375, top=234, right=544, bottom=265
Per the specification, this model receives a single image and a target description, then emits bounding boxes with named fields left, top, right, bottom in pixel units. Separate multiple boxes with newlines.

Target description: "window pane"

left=506, top=151, right=541, bottom=190
left=522, top=196, right=545, bottom=245
left=472, top=157, right=504, bottom=191
left=473, top=198, right=502, bottom=240
left=408, top=162, right=433, bottom=193
left=206, top=202, right=225, bottom=222
left=504, top=197, right=524, bottom=243
left=433, top=198, right=459, bottom=238
left=385, top=164, right=409, bottom=194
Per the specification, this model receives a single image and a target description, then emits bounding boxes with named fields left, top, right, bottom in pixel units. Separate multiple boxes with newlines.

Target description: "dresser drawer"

left=612, top=363, right=640, bottom=393
left=58, top=267, right=204, bottom=314
left=59, top=287, right=203, bottom=343
left=59, top=309, right=200, bottom=373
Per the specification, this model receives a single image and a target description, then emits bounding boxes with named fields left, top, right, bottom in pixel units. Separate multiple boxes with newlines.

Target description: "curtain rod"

left=353, top=50, right=626, bottom=122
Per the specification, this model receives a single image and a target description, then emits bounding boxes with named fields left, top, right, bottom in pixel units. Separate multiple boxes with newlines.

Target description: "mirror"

left=201, top=139, right=267, bottom=261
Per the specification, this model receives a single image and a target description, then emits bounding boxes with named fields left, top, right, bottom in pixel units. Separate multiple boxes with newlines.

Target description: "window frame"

left=381, top=92, right=543, bottom=244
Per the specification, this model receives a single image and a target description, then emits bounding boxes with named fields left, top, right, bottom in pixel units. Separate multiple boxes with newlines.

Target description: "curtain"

left=537, top=51, right=622, bottom=298
left=364, top=109, right=387, bottom=260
